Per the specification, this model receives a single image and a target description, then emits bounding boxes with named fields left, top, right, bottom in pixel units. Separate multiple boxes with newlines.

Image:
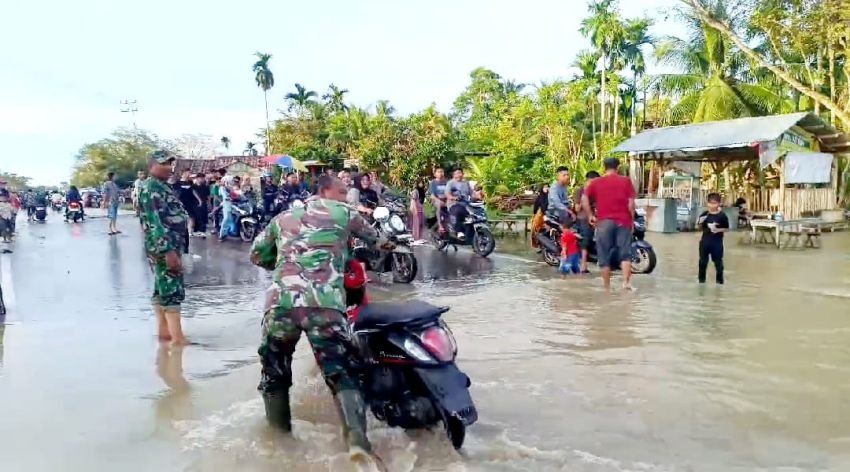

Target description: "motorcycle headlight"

left=389, top=214, right=406, bottom=233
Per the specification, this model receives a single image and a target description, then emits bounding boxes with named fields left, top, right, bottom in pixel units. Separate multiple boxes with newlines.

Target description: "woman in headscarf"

left=530, top=184, right=549, bottom=248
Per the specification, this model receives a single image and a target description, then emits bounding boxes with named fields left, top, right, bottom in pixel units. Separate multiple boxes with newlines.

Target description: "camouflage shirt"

left=139, top=177, right=189, bottom=257
left=250, top=197, right=379, bottom=313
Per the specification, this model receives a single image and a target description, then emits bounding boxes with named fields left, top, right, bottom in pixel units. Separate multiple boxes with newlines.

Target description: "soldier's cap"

left=150, top=149, right=176, bottom=164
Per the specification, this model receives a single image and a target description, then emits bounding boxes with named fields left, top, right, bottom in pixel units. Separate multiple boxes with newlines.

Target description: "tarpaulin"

left=784, top=152, right=833, bottom=184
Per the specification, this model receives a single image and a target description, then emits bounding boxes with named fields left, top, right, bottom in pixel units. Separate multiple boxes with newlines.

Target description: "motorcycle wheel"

left=471, top=227, right=495, bottom=257
left=391, top=252, right=418, bottom=283
left=632, top=246, right=657, bottom=274
left=240, top=223, right=256, bottom=242
left=446, top=416, right=466, bottom=450
left=542, top=248, right=560, bottom=267
left=430, top=228, right=449, bottom=251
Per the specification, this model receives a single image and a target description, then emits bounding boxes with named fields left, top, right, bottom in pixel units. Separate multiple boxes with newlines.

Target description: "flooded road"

left=1, top=213, right=849, bottom=471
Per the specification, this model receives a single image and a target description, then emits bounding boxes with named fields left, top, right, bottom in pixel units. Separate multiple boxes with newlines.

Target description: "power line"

left=120, top=99, right=139, bottom=129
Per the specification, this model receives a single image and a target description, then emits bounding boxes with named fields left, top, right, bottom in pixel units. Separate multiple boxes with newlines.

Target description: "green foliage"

left=0, top=172, right=31, bottom=190
left=72, top=128, right=166, bottom=188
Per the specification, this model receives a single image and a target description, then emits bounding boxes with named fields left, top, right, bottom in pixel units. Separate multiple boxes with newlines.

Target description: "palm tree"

left=620, top=17, right=654, bottom=133
left=244, top=141, right=258, bottom=156
left=572, top=50, right=602, bottom=154
left=656, top=3, right=787, bottom=123
left=323, top=84, right=349, bottom=114
left=375, top=100, right=396, bottom=119
left=220, top=136, right=231, bottom=151
left=580, top=0, right=626, bottom=135
left=285, top=83, right=319, bottom=115
left=252, top=52, right=274, bottom=154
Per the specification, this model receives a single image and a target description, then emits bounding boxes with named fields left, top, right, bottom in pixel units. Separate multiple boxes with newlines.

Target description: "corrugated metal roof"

left=613, top=112, right=849, bottom=154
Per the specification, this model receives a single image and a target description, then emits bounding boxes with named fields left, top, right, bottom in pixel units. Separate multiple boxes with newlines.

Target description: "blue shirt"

left=428, top=179, right=447, bottom=200
left=548, top=181, right=570, bottom=211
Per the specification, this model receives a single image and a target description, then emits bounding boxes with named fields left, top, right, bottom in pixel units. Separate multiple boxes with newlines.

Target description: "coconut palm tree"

left=244, top=141, right=258, bottom=156
left=220, top=136, right=231, bottom=151
left=375, top=100, right=396, bottom=119
left=580, top=0, right=626, bottom=135
left=620, top=17, right=654, bottom=133
left=656, top=3, right=787, bottom=123
left=285, top=83, right=319, bottom=115
left=572, top=50, right=602, bottom=153
left=323, top=84, right=349, bottom=114
left=252, top=52, right=274, bottom=153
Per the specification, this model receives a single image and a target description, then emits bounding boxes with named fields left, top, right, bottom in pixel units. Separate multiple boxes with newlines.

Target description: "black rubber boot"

left=334, top=389, right=372, bottom=455
left=262, top=390, right=291, bottom=431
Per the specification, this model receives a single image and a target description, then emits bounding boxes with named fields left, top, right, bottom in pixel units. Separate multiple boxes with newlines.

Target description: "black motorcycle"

left=33, top=204, right=48, bottom=223
left=535, top=209, right=657, bottom=274
left=353, top=206, right=418, bottom=283
left=430, top=198, right=495, bottom=257
left=347, top=300, right=478, bottom=449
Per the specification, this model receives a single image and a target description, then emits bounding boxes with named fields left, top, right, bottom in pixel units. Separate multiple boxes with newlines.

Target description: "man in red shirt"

left=581, top=157, right=636, bottom=290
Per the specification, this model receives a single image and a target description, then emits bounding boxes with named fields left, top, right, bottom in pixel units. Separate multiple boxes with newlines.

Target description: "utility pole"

left=120, top=99, right=139, bottom=129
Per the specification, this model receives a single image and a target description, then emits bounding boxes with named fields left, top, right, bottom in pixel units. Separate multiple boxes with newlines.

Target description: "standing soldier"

left=250, top=176, right=385, bottom=463
left=139, top=150, right=190, bottom=345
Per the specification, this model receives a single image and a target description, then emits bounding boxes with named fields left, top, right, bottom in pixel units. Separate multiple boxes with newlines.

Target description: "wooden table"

left=750, top=218, right=824, bottom=249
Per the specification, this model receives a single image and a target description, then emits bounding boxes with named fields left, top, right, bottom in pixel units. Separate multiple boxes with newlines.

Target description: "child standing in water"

left=559, top=221, right=581, bottom=276
left=697, top=193, right=729, bottom=284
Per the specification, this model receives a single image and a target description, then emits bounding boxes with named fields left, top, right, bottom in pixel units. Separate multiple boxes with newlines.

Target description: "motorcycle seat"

left=355, top=300, right=449, bottom=329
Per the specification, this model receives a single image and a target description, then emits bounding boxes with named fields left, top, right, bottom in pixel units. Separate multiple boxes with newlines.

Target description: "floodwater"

left=1, top=212, right=849, bottom=471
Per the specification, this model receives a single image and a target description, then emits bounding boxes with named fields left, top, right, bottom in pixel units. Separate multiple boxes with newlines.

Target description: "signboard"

left=779, top=128, right=814, bottom=153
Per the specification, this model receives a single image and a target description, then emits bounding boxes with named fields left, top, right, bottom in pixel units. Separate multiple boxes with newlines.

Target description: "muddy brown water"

left=1, top=216, right=849, bottom=471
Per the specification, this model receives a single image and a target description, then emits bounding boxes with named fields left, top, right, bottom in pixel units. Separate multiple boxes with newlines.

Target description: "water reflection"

left=0, top=317, right=6, bottom=370
left=154, top=344, right=192, bottom=427
left=108, top=237, right=121, bottom=297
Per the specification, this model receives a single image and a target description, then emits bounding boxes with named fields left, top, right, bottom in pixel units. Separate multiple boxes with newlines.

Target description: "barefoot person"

left=139, top=150, right=190, bottom=345
left=582, top=157, right=636, bottom=291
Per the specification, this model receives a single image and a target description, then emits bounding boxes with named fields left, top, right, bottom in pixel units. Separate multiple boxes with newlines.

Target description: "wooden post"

left=778, top=159, right=786, bottom=217
left=830, top=153, right=838, bottom=209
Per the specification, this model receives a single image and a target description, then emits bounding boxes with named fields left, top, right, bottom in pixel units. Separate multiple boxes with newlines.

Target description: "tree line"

left=73, top=0, right=849, bottom=203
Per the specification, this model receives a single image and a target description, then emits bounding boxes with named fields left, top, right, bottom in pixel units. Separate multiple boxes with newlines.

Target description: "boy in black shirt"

left=697, top=193, right=729, bottom=284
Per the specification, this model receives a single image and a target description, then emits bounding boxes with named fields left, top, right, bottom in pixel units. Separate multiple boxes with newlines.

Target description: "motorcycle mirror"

left=373, top=206, right=390, bottom=221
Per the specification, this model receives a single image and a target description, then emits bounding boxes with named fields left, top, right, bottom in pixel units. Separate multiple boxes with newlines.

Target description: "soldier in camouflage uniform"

left=139, top=150, right=190, bottom=345
left=250, top=175, right=382, bottom=457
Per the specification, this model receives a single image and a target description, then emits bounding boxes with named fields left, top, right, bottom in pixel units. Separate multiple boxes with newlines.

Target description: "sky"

left=0, top=0, right=683, bottom=186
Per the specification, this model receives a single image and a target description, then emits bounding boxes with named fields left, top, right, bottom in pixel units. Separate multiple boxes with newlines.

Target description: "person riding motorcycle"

left=346, top=173, right=379, bottom=217
left=65, top=185, right=85, bottom=221
left=445, top=167, right=472, bottom=239
left=547, top=165, right=574, bottom=225
left=260, top=174, right=278, bottom=216
left=249, top=175, right=390, bottom=460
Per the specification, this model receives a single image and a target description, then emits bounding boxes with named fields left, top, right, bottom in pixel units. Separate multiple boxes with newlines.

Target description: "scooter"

left=430, top=198, right=496, bottom=257
left=343, top=264, right=477, bottom=449
left=536, top=208, right=657, bottom=274
left=65, top=202, right=84, bottom=223
left=33, top=205, right=47, bottom=222
left=352, top=206, right=418, bottom=283
left=230, top=198, right=262, bottom=242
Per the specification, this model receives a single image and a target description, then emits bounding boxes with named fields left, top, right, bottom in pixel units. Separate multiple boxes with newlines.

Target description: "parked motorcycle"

left=430, top=198, right=495, bottom=257
left=352, top=206, right=418, bottom=283
left=535, top=208, right=657, bottom=274
left=345, top=298, right=478, bottom=449
left=65, top=202, right=84, bottom=223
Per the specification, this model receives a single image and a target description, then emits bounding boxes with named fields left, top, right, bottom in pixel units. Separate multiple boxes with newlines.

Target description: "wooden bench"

left=490, top=217, right=530, bottom=235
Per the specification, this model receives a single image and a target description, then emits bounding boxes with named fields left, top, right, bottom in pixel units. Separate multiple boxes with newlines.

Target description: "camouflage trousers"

left=258, top=307, right=356, bottom=395
left=150, top=258, right=185, bottom=310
